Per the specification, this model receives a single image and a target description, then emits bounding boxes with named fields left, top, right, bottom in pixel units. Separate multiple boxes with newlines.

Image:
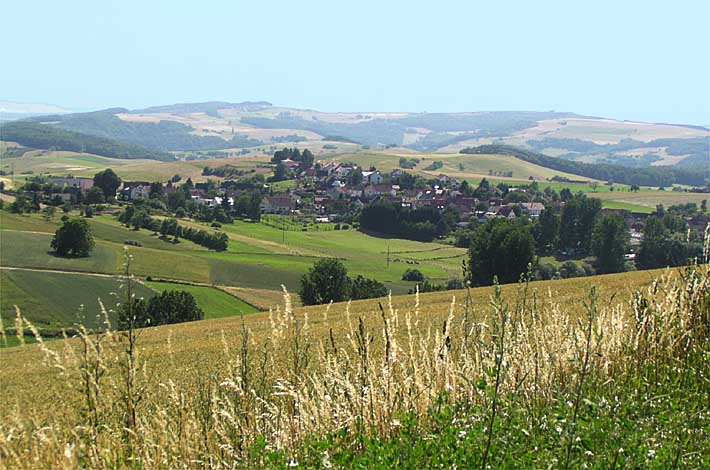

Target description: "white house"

left=362, top=171, right=383, bottom=185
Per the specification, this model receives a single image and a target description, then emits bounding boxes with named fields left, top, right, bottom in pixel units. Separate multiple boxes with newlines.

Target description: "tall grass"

left=1, top=250, right=709, bottom=467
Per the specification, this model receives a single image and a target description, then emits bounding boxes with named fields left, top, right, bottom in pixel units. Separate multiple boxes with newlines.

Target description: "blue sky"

left=2, top=0, right=708, bottom=124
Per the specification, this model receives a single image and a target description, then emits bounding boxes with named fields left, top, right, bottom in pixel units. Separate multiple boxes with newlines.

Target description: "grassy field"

left=330, top=151, right=591, bottom=182
left=2, top=265, right=707, bottom=468
left=0, top=269, right=154, bottom=331
left=1, top=210, right=466, bottom=326
left=145, top=281, right=258, bottom=318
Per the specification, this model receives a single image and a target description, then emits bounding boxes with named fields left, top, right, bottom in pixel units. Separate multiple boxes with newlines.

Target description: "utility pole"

left=387, top=244, right=390, bottom=269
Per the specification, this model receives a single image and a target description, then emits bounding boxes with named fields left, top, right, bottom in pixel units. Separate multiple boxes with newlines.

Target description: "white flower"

left=647, top=449, right=656, bottom=458
left=287, top=459, right=299, bottom=467
left=458, top=430, right=467, bottom=439
left=64, top=443, right=75, bottom=460
left=321, top=451, right=332, bottom=469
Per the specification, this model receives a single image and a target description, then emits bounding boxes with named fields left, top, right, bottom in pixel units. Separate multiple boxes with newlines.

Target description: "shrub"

left=402, top=268, right=425, bottom=282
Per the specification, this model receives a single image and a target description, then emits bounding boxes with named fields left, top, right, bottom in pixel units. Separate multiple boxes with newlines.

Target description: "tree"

left=533, top=208, right=559, bottom=251
left=41, top=206, right=56, bottom=221
left=467, top=219, right=535, bottom=286
left=350, top=275, right=388, bottom=300
left=635, top=215, right=700, bottom=270
left=51, top=218, right=95, bottom=257
left=85, top=186, right=105, bottom=205
left=93, top=169, right=121, bottom=201
left=299, top=258, right=350, bottom=305
left=591, top=214, right=629, bottom=274
left=559, top=193, right=601, bottom=253
left=148, top=291, right=204, bottom=325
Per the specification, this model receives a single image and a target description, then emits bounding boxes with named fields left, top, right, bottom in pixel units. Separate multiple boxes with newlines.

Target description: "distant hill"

left=0, top=121, right=173, bottom=161
left=0, top=101, right=71, bottom=122
left=460, top=144, right=708, bottom=187
left=12, top=101, right=709, bottom=168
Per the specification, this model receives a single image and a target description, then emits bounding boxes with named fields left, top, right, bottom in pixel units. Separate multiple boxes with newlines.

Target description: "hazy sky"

left=2, top=0, right=708, bottom=124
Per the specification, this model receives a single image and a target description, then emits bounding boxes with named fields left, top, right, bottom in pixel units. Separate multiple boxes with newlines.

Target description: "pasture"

left=145, top=281, right=259, bottom=318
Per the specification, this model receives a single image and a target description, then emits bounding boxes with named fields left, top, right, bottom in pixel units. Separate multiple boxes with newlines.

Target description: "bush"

left=402, top=268, right=425, bottom=282
left=559, top=261, right=586, bottom=279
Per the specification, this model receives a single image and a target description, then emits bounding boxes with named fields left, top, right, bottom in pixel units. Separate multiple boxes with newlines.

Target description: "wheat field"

left=1, top=254, right=709, bottom=468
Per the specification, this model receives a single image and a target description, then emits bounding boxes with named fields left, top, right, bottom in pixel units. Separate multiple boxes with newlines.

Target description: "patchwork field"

left=0, top=268, right=154, bottom=331
left=0, top=210, right=467, bottom=327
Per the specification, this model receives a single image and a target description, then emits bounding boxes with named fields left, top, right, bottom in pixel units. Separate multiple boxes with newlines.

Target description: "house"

left=120, top=182, right=151, bottom=200
left=260, top=195, right=294, bottom=214
left=520, top=202, right=545, bottom=217
left=52, top=177, right=94, bottom=192
left=496, top=205, right=517, bottom=219
left=363, top=184, right=397, bottom=198
left=280, top=158, right=300, bottom=171
left=362, top=170, right=383, bottom=185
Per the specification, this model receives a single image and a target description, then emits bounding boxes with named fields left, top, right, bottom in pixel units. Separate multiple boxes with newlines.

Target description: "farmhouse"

left=520, top=202, right=545, bottom=217
left=363, top=184, right=397, bottom=198
left=120, top=182, right=151, bottom=200
left=52, top=177, right=94, bottom=192
left=260, top=194, right=294, bottom=214
left=362, top=170, right=383, bottom=185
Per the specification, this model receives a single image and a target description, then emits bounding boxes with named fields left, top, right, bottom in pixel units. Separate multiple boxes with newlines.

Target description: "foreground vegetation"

left=1, top=253, right=708, bottom=467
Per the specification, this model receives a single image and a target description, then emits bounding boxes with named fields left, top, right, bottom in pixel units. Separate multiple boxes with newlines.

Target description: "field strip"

left=1, top=228, right=53, bottom=235
left=0, top=265, right=119, bottom=278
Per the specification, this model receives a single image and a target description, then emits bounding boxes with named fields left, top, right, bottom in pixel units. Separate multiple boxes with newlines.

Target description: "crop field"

left=145, top=281, right=258, bottom=318
left=0, top=269, right=154, bottom=331
left=0, top=148, right=156, bottom=176
left=2, top=264, right=707, bottom=468
left=591, top=189, right=710, bottom=209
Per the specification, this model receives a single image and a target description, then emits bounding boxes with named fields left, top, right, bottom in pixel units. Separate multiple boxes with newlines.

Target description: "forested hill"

left=26, top=109, right=261, bottom=152
left=460, top=144, right=709, bottom=187
left=0, top=121, right=173, bottom=161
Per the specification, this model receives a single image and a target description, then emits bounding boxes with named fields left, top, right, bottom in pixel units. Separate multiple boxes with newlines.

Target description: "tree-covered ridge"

left=28, top=109, right=261, bottom=151
left=526, top=136, right=709, bottom=168
left=0, top=121, right=173, bottom=161
left=241, top=111, right=576, bottom=149
left=129, top=101, right=271, bottom=115
left=460, top=144, right=709, bottom=187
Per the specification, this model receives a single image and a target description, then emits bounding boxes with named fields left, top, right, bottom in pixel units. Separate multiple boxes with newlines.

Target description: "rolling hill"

left=10, top=101, right=707, bottom=168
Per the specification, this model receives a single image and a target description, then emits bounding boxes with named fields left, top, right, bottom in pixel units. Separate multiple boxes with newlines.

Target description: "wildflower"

left=64, top=443, right=75, bottom=460
left=458, top=430, right=466, bottom=439
left=647, top=449, right=656, bottom=458
left=287, top=459, right=299, bottom=467
left=321, top=451, right=332, bottom=468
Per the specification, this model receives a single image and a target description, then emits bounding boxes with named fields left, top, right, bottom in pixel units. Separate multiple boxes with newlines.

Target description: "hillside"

left=0, top=121, right=172, bottom=161
left=20, top=102, right=708, bottom=168
left=3, top=264, right=708, bottom=467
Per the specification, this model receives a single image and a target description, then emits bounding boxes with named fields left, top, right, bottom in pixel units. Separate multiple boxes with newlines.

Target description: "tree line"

left=118, top=206, right=228, bottom=251
left=359, top=200, right=460, bottom=242
left=460, top=144, right=708, bottom=187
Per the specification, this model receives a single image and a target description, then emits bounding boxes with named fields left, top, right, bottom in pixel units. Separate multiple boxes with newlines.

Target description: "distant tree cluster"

left=467, top=219, right=536, bottom=286
left=118, top=290, right=204, bottom=330
left=636, top=213, right=703, bottom=270
left=299, top=259, right=387, bottom=305
left=271, top=147, right=315, bottom=169
left=359, top=200, right=459, bottom=242
left=202, top=165, right=249, bottom=178
left=118, top=207, right=228, bottom=251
